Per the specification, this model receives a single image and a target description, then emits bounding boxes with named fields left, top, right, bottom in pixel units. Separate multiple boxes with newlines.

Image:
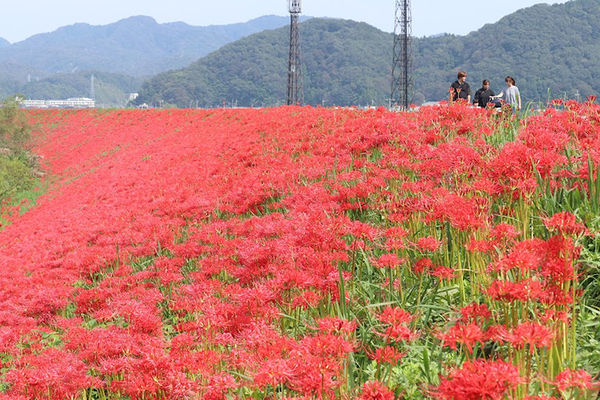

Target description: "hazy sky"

left=1, top=0, right=569, bottom=43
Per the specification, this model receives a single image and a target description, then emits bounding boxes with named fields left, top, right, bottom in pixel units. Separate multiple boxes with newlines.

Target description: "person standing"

left=493, top=76, right=521, bottom=110
left=473, top=79, right=496, bottom=108
left=449, top=71, right=471, bottom=103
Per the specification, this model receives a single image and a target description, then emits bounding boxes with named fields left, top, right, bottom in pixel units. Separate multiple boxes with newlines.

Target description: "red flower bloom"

left=553, top=368, right=596, bottom=392
left=544, top=212, right=588, bottom=236
left=437, top=322, right=485, bottom=354
left=416, top=236, right=443, bottom=252
left=369, top=345, right=405, bottom=366
left=360, top=380, right=395, bottom=400
left=432, top=359, right=522, bottom=400
left=374, top=253, right=405, bottom=269
left=431, top=265, right=456, bottom=280
left=378, top=306, right=417, bottom=342
left=505, top=322, right=554, bottom=354
left=459, top=303, right=491, bottom=324
left=313, top=316, right=358, bottom=336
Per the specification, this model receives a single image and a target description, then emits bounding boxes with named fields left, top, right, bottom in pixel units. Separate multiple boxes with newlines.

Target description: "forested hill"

left=0, top=38, right=8, bottom=48
left=137, top=0, right=600, bottom=107
left=137, top=19, right=390, bottom=108
left=0, top=15, right=297, bottom=78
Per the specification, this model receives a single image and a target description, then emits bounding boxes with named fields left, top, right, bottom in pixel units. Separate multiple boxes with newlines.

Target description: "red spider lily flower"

left=383, top=226, right=408, bottom=251
left=484, top=324, right=510, bottom=343
left=431, top=265, right=456, bottom=280
left=0, top=395, right=29, bottom=400
left=253, top=359, right=294, bottom=389
left=378, top=306, right=417, bottom=342
left=359, top=380, right=395, bottom=400
left=301, top=333, right=355, bottom=359
left=437, top=322, right=485, bottom=354
left=545, top=234, right=581, bottom=262
left=541, top=258, right=575, bottom=284
left=431, top=359, right=522, bottom=400
left=429, top=190, right=485, bottom=231
left=346, top=220, right=382, bottom=242
left=458, top=303, right=491, bottom=324
left=544, top=211, right=589, bottom=236
left=489, top=223, right=521, bottom=245
left=465, top=238, right=492, bottom=253
left=378, top=306, right=413, bottom=325
left=4, top=348, right=102, bottom=399
left=413, top=257, right=433, bottom=274
left=539, top=309, right=569, bottom=324
left=290, top=290, right=323, bottom=309
left=368, top=345, right=405, bottom=366
left=374, top=253, right=406, bottom=269
left=384, top=323, right=418, bottom=342
left=505, top=322, right=554, bottom=354
left=416, top=236, right=443, bottom=252
left=486, top=279, right=548, bottom=304
left=312, top=316, right=358, bottom=336
left=553, top=368, right=597, bottom=392
left=587, top=95, right=596, bottom=103
left=202, top=373, right=238, bottom=400
left=489, top=244, right=543, bottom=274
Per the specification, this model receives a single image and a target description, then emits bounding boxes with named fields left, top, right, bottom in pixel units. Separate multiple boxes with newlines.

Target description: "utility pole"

left=90, top=74, right=96, bottom=101
left=287, top=0, right=304, bottom=105
left=391, top=0, right=412, bottom=110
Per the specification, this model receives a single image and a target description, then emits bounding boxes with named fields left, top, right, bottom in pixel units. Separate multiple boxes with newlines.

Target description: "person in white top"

left=492, top=76, right=521, bottom=111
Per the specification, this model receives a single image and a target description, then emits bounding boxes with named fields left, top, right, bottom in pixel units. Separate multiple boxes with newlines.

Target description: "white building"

left=21, top=97, right=95, bottom=109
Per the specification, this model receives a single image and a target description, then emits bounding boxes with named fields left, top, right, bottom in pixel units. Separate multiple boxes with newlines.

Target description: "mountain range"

left=0, top=15, right=300, bottom=105
left=0, top=15, right=298, bottom=77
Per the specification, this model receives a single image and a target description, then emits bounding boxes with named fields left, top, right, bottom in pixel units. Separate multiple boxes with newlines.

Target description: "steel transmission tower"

left=287, top=0, right=304, bottom=105
left=391, top=0, right=412, bottom=109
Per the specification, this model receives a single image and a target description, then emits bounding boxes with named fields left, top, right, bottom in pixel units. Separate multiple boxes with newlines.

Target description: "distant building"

left=20, top=97, right=95, bottom=109
left=128, top=93, right=139, bottom=102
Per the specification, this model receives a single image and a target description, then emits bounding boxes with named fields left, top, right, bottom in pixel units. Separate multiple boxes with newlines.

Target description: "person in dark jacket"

left=449, top=71, right=471, bottom=103
left=473, top=79, right=496, bottom=108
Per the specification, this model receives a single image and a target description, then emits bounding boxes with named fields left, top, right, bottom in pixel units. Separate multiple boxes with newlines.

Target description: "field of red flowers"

left=0, top=103, right=599, bottom=399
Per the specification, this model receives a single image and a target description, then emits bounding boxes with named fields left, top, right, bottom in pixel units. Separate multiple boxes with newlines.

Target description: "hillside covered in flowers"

left=0, top=103, right=598, bottom=399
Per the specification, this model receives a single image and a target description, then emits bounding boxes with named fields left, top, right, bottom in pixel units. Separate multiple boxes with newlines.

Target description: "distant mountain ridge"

left=136, top=0, right=600, bottom=107
left=0, top=15, right=298, bottom=78
left=0, top=15, right=307, bottom=105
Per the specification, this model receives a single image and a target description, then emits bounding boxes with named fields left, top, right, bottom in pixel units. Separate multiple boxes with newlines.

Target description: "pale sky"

left=1, top=0, right=569, bottom=43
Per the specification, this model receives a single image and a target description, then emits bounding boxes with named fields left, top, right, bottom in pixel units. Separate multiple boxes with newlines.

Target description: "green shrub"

left=0, top=97, right=31, bottom=154
left=0, top=154, right=35, bottom=200
left=0, top=97, right=37, bottom=208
